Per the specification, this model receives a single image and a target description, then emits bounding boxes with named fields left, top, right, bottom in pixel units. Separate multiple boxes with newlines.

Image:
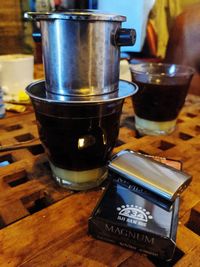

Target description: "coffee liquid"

left=34, top=101, right=123, bottom=171
left=132, top=80, right=190, bottom=121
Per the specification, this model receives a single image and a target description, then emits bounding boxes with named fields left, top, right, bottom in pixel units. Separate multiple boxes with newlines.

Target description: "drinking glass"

left=130, top=63, right=194, bottom=135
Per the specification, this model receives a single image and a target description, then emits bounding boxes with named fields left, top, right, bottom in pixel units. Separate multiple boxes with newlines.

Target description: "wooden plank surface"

left=0, top=0, right=24, bottom=54
left=0, top=67, right=200, bottom=266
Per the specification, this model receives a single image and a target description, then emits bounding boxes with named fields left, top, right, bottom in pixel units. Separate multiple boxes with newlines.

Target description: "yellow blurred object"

left=2, top=90, right=31, bottom=104
left=18, top=91, right=30, bottom=103
left=5, top=103, right=26, bottom=113
left=149, top=0, right=200, bottom=58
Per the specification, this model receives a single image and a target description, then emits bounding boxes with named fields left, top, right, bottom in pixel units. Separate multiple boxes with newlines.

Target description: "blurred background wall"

left=0, top=1, right=25, bottom=55
left=0, top=1, right=35, bottom=55
left=1, top=0, right=200, bottom=60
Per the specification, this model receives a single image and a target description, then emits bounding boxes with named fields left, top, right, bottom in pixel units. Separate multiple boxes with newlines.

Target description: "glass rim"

left=129, top=62, right=195, bottom=77
left=0, top=54, right=33, bottom=62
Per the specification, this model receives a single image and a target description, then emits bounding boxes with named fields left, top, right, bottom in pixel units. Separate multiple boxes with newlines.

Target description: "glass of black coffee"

left=130, top=63, right=194, bottom=135
left=27, top=81, right=126, bottom=190
left=35, top=100, right=123, bottom=190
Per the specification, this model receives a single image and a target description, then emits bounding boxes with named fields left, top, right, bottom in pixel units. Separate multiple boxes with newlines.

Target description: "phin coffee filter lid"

left=108, top=150, right=192, bottom=201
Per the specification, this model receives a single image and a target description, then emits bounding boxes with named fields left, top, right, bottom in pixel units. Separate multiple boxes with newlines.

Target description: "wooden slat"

left=175, top=246, right=200, bottom=267
left=0, top=200, right=29, bottom=225
left=0, top=190, right=135, bottom=267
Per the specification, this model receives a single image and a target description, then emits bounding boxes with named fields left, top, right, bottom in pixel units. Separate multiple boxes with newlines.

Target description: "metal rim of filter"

left=25, top=80, right=138, bottom=104
left=24, top=10, right=126, bottom=22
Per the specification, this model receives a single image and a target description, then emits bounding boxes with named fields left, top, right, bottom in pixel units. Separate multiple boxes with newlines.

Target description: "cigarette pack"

left=88, top=152, right=186, bottom=260
left=88, top=178, right=179, bottom=260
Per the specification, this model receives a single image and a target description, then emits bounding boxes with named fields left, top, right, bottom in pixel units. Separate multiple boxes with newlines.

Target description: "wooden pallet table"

left=0, top=75, right=200, bottom=266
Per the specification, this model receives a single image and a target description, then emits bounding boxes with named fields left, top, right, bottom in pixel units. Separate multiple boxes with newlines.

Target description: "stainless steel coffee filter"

left=25, top=10, right=136, bottom=97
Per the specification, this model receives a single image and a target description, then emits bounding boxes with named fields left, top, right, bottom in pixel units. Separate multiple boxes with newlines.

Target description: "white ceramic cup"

left=0, top=54, right=34, bottom=97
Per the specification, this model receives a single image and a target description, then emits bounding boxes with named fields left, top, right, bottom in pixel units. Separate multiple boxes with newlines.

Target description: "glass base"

left=135, top=115, right=176, bottom=136
left=49, top=161, right=108, bottom=190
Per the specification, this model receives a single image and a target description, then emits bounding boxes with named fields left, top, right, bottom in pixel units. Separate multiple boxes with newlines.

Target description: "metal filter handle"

left=113, top=28, right=136, bottom=46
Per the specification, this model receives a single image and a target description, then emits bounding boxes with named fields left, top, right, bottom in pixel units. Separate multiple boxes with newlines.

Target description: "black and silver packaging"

left=88, top=151, right=190, bottom=260
left=88, top=178, right=179, bottom=261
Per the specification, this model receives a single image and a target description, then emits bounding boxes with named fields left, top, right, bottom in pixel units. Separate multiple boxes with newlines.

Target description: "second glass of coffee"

left=130, top=63, right=194, bottom=136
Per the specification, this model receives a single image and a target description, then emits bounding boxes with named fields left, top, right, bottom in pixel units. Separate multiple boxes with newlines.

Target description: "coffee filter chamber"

left=25, top=10, right=136, bottom=97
